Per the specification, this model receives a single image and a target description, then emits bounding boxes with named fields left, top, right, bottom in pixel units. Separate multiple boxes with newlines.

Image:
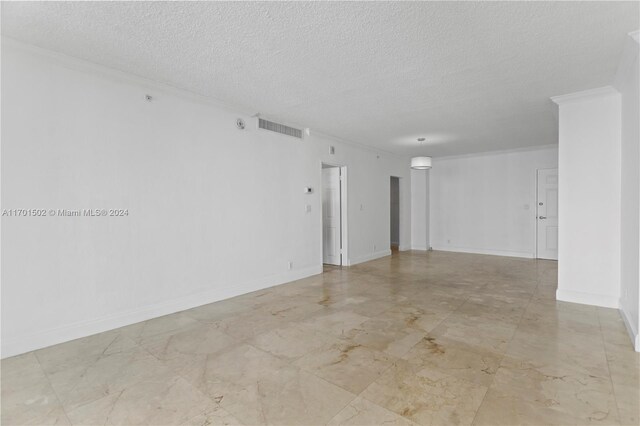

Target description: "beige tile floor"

left=2, top=251, right=639, bottom=425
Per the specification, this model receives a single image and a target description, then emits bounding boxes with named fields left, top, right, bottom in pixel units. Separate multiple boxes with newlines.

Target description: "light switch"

left=305, top=204, right=312, bottom=213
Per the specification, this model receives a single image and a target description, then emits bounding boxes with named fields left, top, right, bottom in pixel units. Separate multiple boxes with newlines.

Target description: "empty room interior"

left=2, top=2, right=640, bottom=425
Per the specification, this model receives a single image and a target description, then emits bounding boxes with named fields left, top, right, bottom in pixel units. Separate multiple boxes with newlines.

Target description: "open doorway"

left=390, top=176, right=400, bottom=252
left=322, top=164, right=346, bottom=265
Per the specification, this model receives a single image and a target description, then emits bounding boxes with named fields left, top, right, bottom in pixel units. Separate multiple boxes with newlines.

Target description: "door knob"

left=539, top=216, right=546, bottom=219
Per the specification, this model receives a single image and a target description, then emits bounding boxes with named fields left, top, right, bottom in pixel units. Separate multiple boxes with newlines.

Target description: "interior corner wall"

left=0, top=40, right=412, bottom=358
left=428, top=146, right=558, bottom=258
left=555, top=90, right=622, bottom=309
left=615, top=34, right=640, bottom=351
left=410, top=169, right=429, bottom=250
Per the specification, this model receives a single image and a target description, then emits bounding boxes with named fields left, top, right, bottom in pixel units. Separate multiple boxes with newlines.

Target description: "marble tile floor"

left=2, top=251, right=638, bottom=425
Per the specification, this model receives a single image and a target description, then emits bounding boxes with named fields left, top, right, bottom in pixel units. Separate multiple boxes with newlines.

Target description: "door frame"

left=535, top=167, right=558, bottom=259
left=320, top=162, right=348, bottom=266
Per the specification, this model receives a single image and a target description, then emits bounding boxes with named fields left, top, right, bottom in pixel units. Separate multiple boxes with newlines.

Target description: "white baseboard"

left=430, top=245, right=534, bottom=259
left=555, top=289, right=619, bottom=309
left=411, top=245, right=429, bottom=251
left=348, top=249, right=392, bottom=266
left=398, top=245, right=411, bottom=251
left=1, top=265, right=322, bottom=359
left=619, top=303, right=640, bottom=352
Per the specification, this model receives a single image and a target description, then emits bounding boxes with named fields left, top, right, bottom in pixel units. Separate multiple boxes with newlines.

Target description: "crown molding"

left=432, top=143, right=557, bottom=162
left=1, top=36, right=260, bottom=117
left=2, top=36, right=408, bottom=162
left=551, top=86, right=619, bottom=106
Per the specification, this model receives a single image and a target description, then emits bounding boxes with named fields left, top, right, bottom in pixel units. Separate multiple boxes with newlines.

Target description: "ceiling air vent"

left=258, top=118, right=303, bottom=139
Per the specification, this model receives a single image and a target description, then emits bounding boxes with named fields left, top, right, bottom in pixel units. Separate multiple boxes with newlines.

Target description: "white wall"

left=553, top=87, right=621, bottom=309
left=428, top=146, right=558, bottom=258
left=0, top=40, right=411, bottom=357
left=615, top=32, right=640, bottom=350
left=410, top=169, right=429, bottom=250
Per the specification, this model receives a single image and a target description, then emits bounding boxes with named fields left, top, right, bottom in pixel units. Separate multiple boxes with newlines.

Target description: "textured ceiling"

left=2, top=1, right=638, bottom=156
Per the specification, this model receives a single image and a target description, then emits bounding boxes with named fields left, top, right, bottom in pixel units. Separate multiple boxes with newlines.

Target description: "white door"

left=537, top=168, right=559, bottom=260
left=322, top=167, right=341, bottom=265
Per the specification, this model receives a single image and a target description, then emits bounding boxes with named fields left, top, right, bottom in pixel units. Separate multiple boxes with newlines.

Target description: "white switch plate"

left=305, top=204, right=311, bottom=213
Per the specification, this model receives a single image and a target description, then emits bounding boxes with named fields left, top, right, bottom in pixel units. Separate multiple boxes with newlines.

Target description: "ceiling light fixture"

left=411, top=157, right=432, bottom=169
left=411, top=138, right=432, bottom=170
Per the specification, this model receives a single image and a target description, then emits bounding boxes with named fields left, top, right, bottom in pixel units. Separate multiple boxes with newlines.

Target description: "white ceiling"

left=2, top=1, right=638, bottom=157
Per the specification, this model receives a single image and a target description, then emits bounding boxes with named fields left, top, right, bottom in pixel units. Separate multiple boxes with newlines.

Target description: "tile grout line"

left=238, top=294, right=415, bottom=423
left=469, top=264, right=542, bottom=426
left=247, top=341, right=361, bottom=425
left=595, top=308, right=624, bottom=425
left=51, top=334, right=153, bottom=420
left=135, top=326, right=257, bottom=420
left=32, top=351, right=74, bottom=425
left=155, top=327, right=359, bottom=426
left=357, top=275, right=532, bottom=424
